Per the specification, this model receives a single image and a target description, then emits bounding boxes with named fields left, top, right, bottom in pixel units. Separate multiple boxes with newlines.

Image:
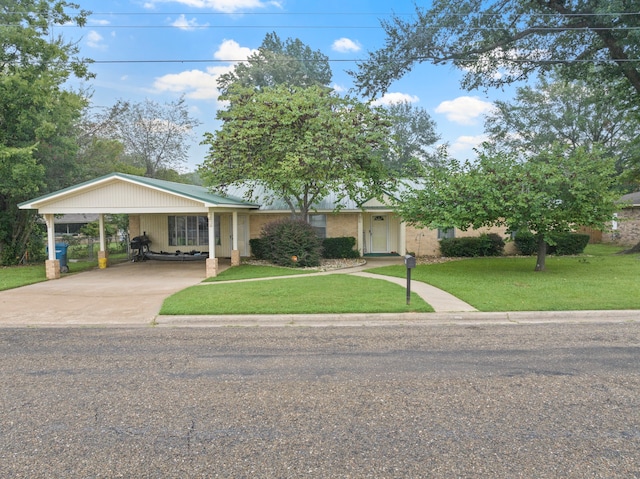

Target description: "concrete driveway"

left=0, top=261, right=212, bottom=327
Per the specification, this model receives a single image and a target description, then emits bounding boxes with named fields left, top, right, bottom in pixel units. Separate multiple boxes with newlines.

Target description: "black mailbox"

left=404, top=254, right=416, bottom=269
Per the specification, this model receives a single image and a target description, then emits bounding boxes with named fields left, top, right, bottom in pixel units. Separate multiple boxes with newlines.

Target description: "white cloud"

left=371, top=92, right=419, bottom=106
left=332, top=84, right=346, bottom=93
left=171, top=14, right=209, bottom=30
left=449, top=135, right=488, bottom=155
left=435, top=96, right=494, bottom=125
left=332, top=37, right=361, bottom=53
left=152, top=39, right=257, bottom=102
left=213, top=39, right=257, bottom=61
left=143, top=0, right=279, bottom=13
left=86, top=30, right=107, bottom=50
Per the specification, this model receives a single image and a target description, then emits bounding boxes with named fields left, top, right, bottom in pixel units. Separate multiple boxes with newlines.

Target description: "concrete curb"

left=155, top=310, right=639, bottom=328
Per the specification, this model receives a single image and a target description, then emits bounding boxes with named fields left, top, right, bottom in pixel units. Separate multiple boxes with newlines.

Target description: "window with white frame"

left=168, top=215, right=213, bottom=247
left=309, top=214, right=327, bottom=238
left=437, top=227, right=455, bottom=240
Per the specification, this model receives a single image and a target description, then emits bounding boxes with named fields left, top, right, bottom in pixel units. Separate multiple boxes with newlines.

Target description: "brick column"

left=206, top=257, right=218, bottom=278
left=45, top=260, right=60, bottom=280
left=231, top=249, right=240, bottom=267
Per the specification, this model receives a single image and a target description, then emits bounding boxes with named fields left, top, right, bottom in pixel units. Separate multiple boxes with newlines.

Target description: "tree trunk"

left=620, top=240, right=640, bottom=254
left=535, top=236, right=547, bottom=271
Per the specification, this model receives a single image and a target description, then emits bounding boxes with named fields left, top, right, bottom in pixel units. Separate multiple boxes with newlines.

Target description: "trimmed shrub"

left=249, top=238, right=268, bottom=260
left=514, top=231, right=538, bottom=255
left=439, top=234, right=505, bottom=257
left=322, top=237, right=360, bottom=259
left=548, top=233, right=590, bottom=255
left=260, top=218, right=323, bottom=267
left=515, top=231, right=591, bottom=256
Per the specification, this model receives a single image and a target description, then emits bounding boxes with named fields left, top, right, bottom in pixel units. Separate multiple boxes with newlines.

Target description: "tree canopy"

left=379, top=101, right=441, bottom=176
left=1, top=0, right=92, bottom=265
left=396, top=146, right=619, bottom=271
left=484, top=69, right=640, bottom=186
left=351, top=0, right=640, bottom=103
left=200, top=84, right=391, bottom=219
left=100, top=97, right=200, bottom=178
left=217, top=32, right=332, bottom=95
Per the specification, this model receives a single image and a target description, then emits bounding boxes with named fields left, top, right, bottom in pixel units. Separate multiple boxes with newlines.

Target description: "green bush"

left=249, top=238, right=268, bottom=260
left=322, top=237, right=360, bottom=259
left=514, top=231, right=538, bottom=255
left=439, top=234, right=505, bottom=257
left=548, top=233, right=590, bottom=255
left=515, top=231, right=591, bottom=256
left=260, top=218, right=323, bottom=267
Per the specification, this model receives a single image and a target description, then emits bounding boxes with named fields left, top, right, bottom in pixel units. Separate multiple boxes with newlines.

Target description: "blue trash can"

left=47, top=243, right=69, bottom=273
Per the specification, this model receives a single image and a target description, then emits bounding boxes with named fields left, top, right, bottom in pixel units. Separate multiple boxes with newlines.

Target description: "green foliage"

left=100, top=97, right=200, bottom=178
left=548, top=233, right=590, bottom=256
left=515, top=231, right=591, bottom=256
left=352, top=0, right=640, bottom=102
left=485, top=70, right=640, bottom=186
left=217, top=32, right=332, bottom=95
left=439, top=234, right=505, bottom=257
left=200, top=84, right=392, bottom=218
left=0, top=1, right=92, bottom=265
left=380, top=101, right=441, bottom=175
left=322, top=237, right=360, bottom=259
left=514, top=231, right=538, bottom=255
left=260, top=218, right=323, bottom=268
left=249, top=238, right=268, bottom=260
left=397, top=145, right=619, bottom=270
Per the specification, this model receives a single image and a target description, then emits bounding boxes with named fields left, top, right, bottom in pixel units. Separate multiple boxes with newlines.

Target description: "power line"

left=88, top=58, right=639, bottom=65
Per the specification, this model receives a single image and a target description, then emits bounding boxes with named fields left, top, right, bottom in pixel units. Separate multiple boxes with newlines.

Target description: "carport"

left=19, top=173, right=259, bottom=280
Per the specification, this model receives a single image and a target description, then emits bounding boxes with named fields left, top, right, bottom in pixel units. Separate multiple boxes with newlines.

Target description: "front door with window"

left=370, top=215, right=388, bottom=253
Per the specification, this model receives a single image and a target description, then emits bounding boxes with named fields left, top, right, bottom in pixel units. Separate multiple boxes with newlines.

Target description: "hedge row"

left=250, top=236, right=360, bottom=262
left=514, top=231, right=590, bottom=256
left=439, top=233, right=505, bottom=257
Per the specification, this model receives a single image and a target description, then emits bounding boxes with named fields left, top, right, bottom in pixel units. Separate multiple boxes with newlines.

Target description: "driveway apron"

left=0, top=261, right=210, bottom=327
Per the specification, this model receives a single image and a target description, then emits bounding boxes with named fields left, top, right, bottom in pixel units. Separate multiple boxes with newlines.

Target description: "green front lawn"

left=204, top=264, right=316, bottom=282
left=160, top=275, right=433, bottom=315
left=367, top=245, right=640, bottom=311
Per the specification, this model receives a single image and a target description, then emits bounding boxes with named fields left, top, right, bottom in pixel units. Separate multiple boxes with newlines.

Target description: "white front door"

left=370, top=215, right=388, bottom=253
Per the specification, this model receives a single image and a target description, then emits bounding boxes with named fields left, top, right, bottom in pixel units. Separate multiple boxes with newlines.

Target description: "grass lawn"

left=161, top=274, right=433, bottom=315
left=203, top=264, right=316, bottom=282
left=367, top=245, right=640, bottom=312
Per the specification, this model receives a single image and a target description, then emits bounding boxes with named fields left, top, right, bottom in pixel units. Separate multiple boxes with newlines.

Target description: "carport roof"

left=19, top=173, right=261, bottom=212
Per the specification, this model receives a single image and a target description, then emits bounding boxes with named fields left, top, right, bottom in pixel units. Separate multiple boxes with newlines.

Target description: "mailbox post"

left=404, top=254, right=416, bottom=305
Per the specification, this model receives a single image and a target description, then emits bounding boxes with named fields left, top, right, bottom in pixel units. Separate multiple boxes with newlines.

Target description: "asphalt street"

left=1, top=322, right=639, bottom=478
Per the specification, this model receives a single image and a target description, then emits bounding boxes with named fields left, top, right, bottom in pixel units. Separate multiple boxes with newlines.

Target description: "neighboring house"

left=603, top=191, right=640, bottom=245
left=20, top=173, right=509, bottom=280
left=54, top=213, right=99, bottom=237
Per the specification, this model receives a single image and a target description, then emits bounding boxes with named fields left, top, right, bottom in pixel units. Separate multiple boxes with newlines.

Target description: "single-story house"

left=603, top=190, right=640, bottom=245
left=20, top=173, right=509, bottom=280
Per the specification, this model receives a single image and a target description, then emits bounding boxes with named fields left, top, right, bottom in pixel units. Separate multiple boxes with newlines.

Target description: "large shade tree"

left=380, top=101, right=441, bottom=177
left=217, top=32, right=332, bottom=95
left=100, top=97, right=201, bottom=178
left=396, top=145, right=619, bottom=271
left=351, top=0, right=640, bottom=102
left=200, top=84, right=391, bottom=219
left=0, top=0, right=92, bottom=265
left=485, top=69, right=640, bottom=186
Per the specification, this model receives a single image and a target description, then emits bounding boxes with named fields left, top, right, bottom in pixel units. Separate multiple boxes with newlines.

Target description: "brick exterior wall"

left=405, top=224, right=516, bottom=257
left=603, top=207, right=640, bottom=246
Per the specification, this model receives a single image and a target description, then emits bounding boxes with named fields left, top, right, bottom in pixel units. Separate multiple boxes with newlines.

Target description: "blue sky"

left=61, top=0, right=512, bottom=171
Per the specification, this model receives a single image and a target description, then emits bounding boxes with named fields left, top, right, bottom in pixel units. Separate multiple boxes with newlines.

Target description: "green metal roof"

left=19, top=172, right=260, bottom=209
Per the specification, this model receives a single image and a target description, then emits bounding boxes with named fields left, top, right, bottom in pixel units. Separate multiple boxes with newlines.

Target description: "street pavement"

left=1, top=323, right=639, bottom=478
